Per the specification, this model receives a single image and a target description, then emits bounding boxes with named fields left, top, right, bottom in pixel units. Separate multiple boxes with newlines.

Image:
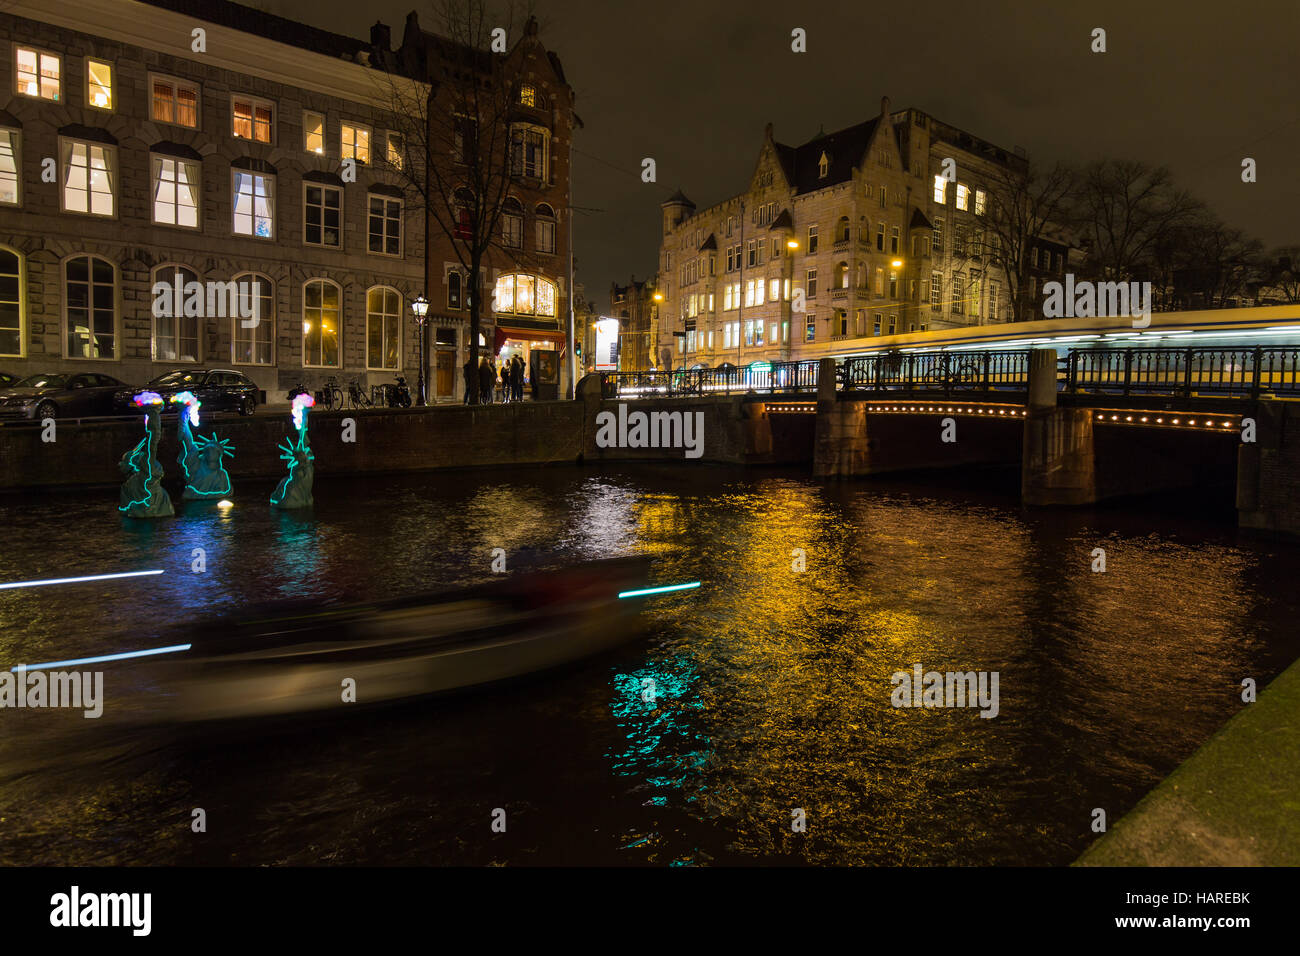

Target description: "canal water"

left=1, top=464, right=1297, bottom=866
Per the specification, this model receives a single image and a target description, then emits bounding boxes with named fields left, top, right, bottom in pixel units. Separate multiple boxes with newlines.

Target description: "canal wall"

left=0, top=401, right=587, bottom=490
left=0, top=376, right=817, bottom=491
left=1076, top=656, right=1300, bottom=866
left=1237, top=402, right=1300, bottom=539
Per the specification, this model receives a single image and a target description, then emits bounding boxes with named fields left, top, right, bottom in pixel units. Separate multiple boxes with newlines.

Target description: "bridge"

left=592, top=346, right=1300, bottom=538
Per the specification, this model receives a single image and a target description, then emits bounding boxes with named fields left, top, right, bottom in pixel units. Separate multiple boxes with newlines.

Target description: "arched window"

left=302, top=278, right=341, bottom=367
left=535, top=202, right=556, bottom=254
left=501, top=197, right=523, bottom=248
left=366, top=285, right=401, bottom=370
left=64, top=254, right=116, bottom=358
left=836, top=261, right=849, bottom=289
left=232, top=272, right=273, bottom=365
left=454, top=187, right=473, bottom=240
left=837, top=216, right=850, bottom=243
left=150, top=264, right=200, bottom=361
left=856, top=262, right=867, bottom=289
left=493, top=273, right=556, bottom=317
left=0, top=247, right=23, bottom=357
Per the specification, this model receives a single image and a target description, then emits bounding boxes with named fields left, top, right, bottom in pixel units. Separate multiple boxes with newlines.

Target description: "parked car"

left=0, top=371, right=19, bottom=389
left=113, top=368, right=259, bottom=416
left=0, top=372, right=127, bottom=420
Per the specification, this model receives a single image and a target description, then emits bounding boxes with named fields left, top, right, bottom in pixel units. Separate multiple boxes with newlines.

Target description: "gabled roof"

left=699, top=233, right=718, bottom=251
left=139, top=0, right=371, bottom=61
left=663, top=189, right=695, bottom=207
left=909, top=208, right=934, bottom=231
left=775, top=118, right=881, bottom=195
left=769, top=208, right=793, bottom=231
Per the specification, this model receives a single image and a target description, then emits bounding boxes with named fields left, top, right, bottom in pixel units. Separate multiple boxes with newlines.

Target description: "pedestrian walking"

left=462, top=357, right=475, bottom=405
left=478, top=356, right=495, bottom=405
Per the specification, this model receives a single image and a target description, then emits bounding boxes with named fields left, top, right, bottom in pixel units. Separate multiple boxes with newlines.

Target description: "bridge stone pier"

left=1022, top=348, right=1098, bottom=506
left=1237, top=403, right=1300, bottom=538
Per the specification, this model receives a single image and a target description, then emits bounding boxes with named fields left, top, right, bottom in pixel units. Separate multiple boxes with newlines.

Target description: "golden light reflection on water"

left=0, top=468, right=1295, bottom=865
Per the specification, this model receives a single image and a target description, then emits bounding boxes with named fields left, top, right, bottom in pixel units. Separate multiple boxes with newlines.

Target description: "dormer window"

left=818, top=151, right=829, bottom=178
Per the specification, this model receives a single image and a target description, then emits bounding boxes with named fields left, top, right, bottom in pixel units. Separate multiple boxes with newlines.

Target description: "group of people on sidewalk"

left=463, top=354, right=526, bottom=404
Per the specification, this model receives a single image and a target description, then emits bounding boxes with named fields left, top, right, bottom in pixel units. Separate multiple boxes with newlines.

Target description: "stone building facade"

left=608, top=277, right=655, bottom=372
left=0, top=0, right=576, bottom=405
left=653, top=98, right=1059, bottom=368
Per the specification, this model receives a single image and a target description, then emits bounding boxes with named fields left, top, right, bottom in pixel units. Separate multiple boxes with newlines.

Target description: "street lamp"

left=411, top=295, right=429, bottom=406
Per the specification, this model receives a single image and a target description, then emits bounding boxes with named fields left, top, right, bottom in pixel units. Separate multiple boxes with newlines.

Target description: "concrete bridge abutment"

left=1021, top=348, right=1098, bottom=506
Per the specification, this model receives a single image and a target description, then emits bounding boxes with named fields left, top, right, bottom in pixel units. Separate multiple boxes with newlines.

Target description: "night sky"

left=260, top=0, right=1297, bottom=312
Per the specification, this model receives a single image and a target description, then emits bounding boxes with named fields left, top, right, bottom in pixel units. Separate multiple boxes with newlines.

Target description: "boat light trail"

left=0, top=569, right=165, bottom=590
left=12, top=643, right=192, bottom=672
left=618, top=581, right=702, bottom=599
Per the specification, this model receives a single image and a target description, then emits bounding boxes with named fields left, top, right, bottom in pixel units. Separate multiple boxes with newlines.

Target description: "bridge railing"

left=600, top=360, right=821, bottom=399
left=841, top=350, right=1031, bottom=393
left=1067, top=347, right=1300, bottom=397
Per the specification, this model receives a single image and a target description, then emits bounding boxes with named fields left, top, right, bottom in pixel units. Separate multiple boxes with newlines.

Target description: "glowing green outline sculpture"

left=171, top=391, right=235, bottom=500
left=270, top=393, right=314, bottom=509
left=118, top=392, right=174, bottom=518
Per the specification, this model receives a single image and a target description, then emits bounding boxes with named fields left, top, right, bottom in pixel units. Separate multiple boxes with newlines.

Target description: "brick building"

left=607, top=276, right=655, bottom=372
left=652, top=98, right=1061, bottom=369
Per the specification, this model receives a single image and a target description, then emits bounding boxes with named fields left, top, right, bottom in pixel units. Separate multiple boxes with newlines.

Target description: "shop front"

left=491, top=272, right=567, bottom=399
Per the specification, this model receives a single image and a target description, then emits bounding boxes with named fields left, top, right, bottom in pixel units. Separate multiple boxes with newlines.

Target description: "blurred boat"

left=157, top=556, right=655, bottom=723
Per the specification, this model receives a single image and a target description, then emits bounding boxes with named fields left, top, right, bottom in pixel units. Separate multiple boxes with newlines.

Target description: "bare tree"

left=1261, top=247, right=1300, bottom=303
left=1169, top=217, right=1263, bottom=310
left=1072, top=160, right=1203, bottom=284
left=376, top=0, right=544, bottom=403
left=978, top=160, right=1079, bottom=323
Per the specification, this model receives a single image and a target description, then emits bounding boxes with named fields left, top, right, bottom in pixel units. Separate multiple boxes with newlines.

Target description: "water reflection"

left=0, top=466, right=1297, bottom=866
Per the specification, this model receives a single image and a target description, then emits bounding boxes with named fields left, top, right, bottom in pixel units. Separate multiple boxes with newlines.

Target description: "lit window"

left=86, top=59, right=113, bottom=110
left=933, top=175, right=945, bottom=204
left=368, top=194, right=402, bottom=256
left=61, top=139, right=115, bottom=216
left=956, top=183, right=969, bottom=211
left=304, top=183, right=342, bottom=247
left=493, top=273, right=556, bottom=317
left=232, top=170, right=274, bottom=238
left=385, top=131, right=403, bottom=169
left=16, top=48, right=60, bottom=100
left=974, top=189, right=987, bottom=216
left=233, top=96, right=273, bottom=143
left=151, top=76, right=199, bottom=128
left=341, top=123, right=370, bottom=164
left=0, top=129, right=20, bottom=206
left=519, top=84, right=536, bottom=107
left=151, top=155, right=200, bottom=228
left=64, top=255, right=116, bottom=358
left=0, top=248, right=22, bottom=357
left=150, top=265, right=201, bottom=362
left=303, top=279, right=341, bottom=367
left=366, top=286, right=402, bottom=370
left=304, top=111, right=324, bottom=153
left=233, top=273, right=273, bottom=365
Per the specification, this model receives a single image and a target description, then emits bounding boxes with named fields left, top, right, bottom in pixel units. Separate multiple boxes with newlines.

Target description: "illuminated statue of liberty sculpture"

left=170, top=390, right=234, bottom=499
left=271, top=392, right=315, bottom=509
left=118, top=391, right=174, bottom=518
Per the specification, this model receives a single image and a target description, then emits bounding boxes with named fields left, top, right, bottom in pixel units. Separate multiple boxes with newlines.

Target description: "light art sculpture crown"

left=118, top=391, right=174, bottom=518
left=170, top=390, right=235, bottom=500
left=270, top=392, right=315, bottom=509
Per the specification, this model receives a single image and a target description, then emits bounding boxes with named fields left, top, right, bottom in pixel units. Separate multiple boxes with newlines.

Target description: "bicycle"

left=318, top=376, right=343, bottom=410
left=347, top=379, right=373, bottom=409
left=925, top=360, right=982, bottom=390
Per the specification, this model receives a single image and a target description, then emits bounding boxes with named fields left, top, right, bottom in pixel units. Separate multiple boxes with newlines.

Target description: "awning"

left=495, top=325, right=568, bottom=347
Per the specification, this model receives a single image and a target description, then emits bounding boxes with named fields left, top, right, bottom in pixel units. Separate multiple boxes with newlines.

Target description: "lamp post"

left=411, top=295, right=429, bottom=406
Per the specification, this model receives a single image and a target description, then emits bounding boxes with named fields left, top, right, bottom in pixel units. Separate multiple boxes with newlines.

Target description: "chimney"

left=880, top=95, right=891, bottom=118
left=371, top=20, right=391, bottom=52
